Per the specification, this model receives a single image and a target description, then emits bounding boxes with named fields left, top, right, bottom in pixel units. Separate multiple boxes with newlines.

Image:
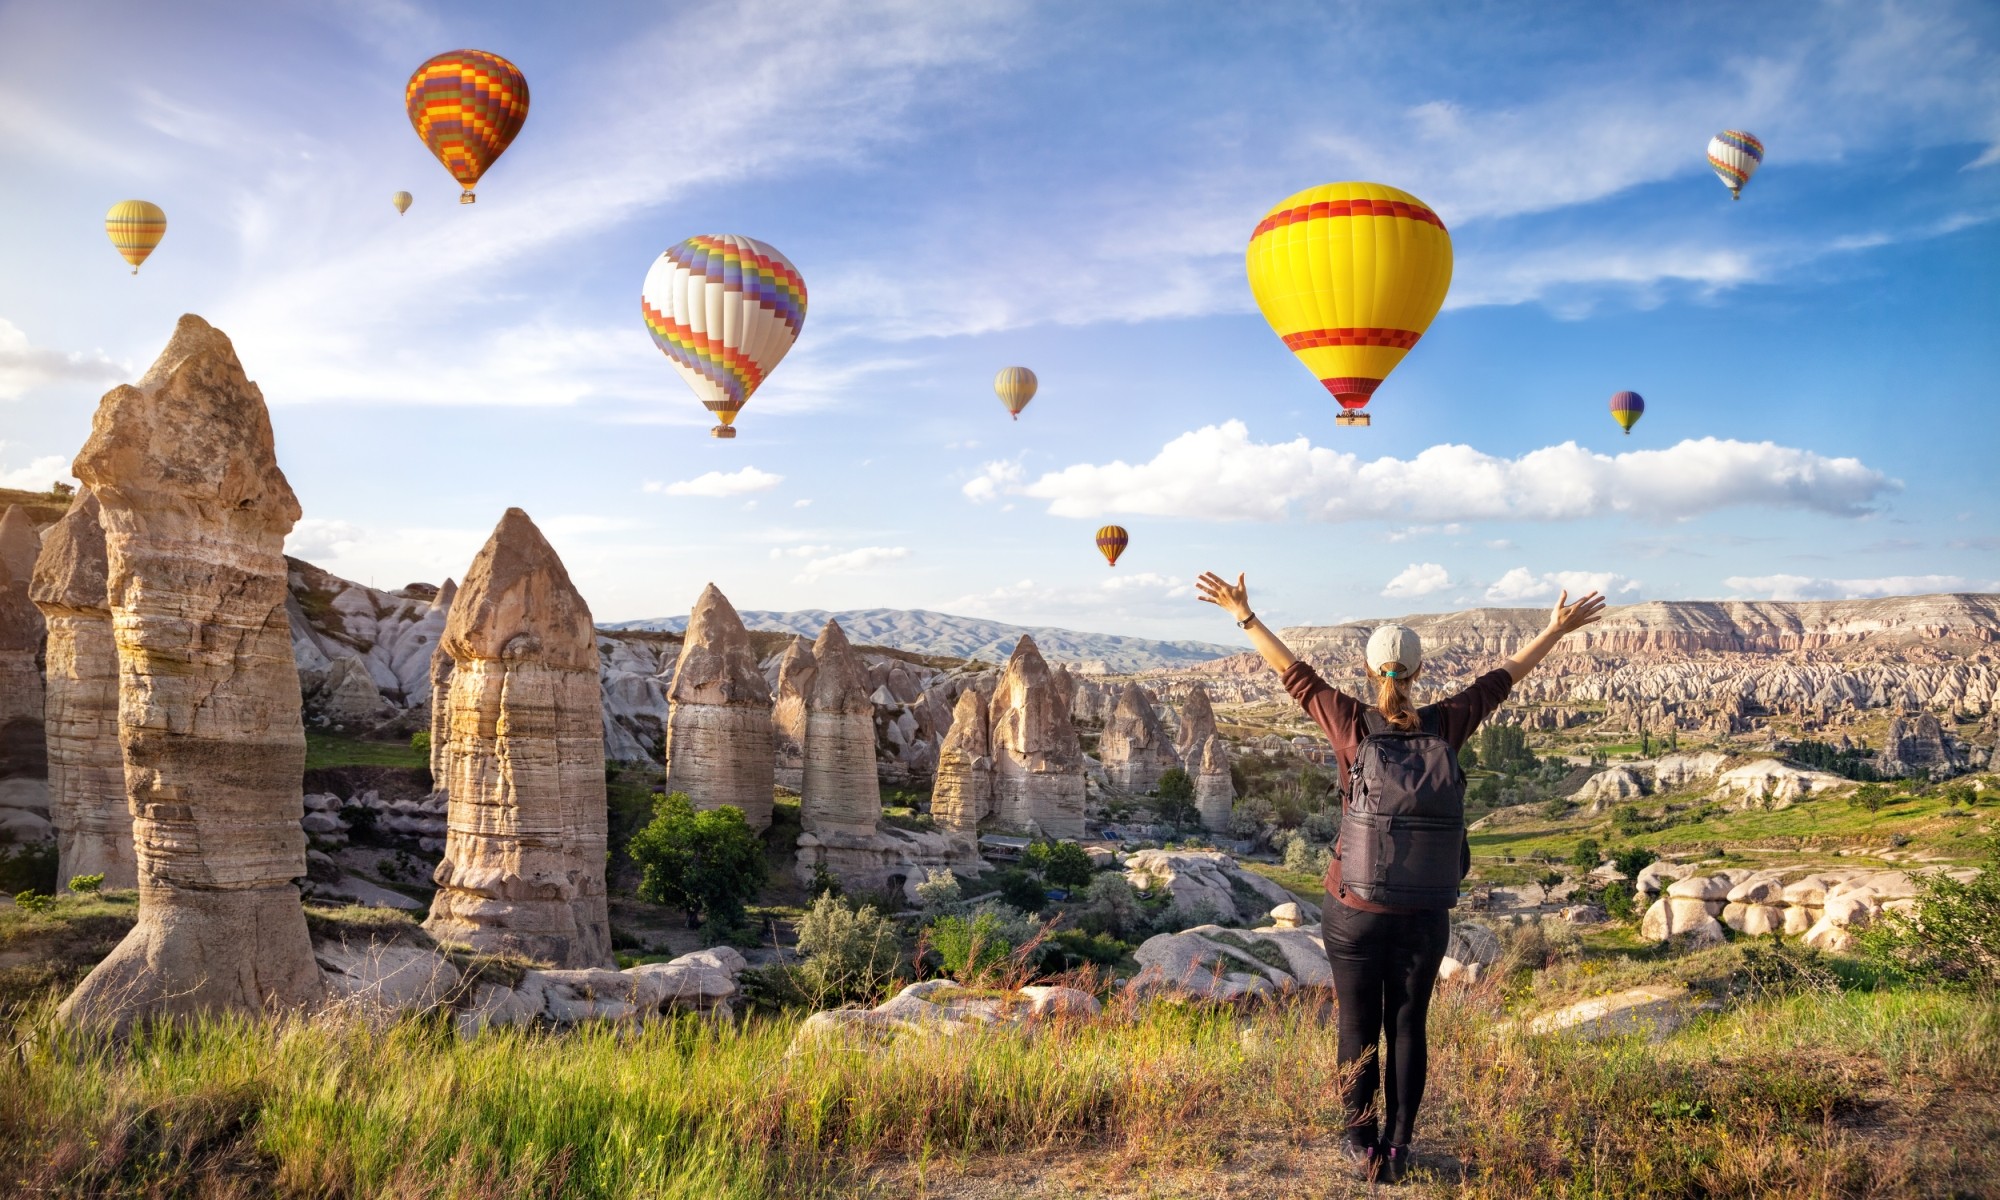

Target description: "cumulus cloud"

left=0, top=319, right=125, bottom=400
left=962, top=459, right=1024, bottom=503
left=986, top=422, right=1896, bottom=523
left=794, top=546, right=910, bottom=580
left=1722, top=573, right=1991, bottom=601
left=1485, top=568, right=1641, bottom=603
left=0, top=444, right=75, bottom=491
left=1383, top=563, right=1452, bottom=598
left=769, top=543, right=835, bottom=560
left=646, top=467, right=784, bottom=497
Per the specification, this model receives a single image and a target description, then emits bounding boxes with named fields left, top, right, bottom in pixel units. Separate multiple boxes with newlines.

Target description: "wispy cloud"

left=1722, top=573, right=1994, bottom=601
left=646, top=467, right=785, bottom=498
left=794, top=545, right=910, bottom=580
left=0, top=319, right=127, bottom=400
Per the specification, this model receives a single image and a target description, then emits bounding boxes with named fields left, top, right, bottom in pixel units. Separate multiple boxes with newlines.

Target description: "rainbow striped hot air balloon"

left=641, top=235, right=807, bottom=439
left=1609, top=391, right=1645, bottom=435
left=1247, top=183, right=1453, bottom=427
left=1707, top=130, right=1763, bottom=200
left=105, top=200, right=166, bottom=275
left=994, top=366, right=1037, bottom=420
left=1096, top=525, right=1129, bottom=568
left=406, top=50, right=529, bottom=204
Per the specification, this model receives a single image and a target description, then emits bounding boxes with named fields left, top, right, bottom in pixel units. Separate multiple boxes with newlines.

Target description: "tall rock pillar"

left=800, top=620, right=878, bottom=836
left=1175, top=685, right=1219, bottom=760
left=663, top=584, right=774, bottom=830
left=1099, top=682, right=1179, bottom=794
left=1193, top=736, right=1236, bottom=832
left=424, top=576, right=457, bottom=780
left=29, top=490, right=134, bottom=887
left=929, top=686, right=993, bottom=834
left=60, top=314, right=324, bottom=1029
left=424, top=509, right=610, bottom=969
left=770, top=635, right=815, bottom=791
left=0, top=503, right=48, bottom=842
left=988, top=635, right=1085, bottom=838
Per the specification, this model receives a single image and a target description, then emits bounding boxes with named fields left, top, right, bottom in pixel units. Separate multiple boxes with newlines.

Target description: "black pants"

left=1320, top=895, right=1450, bottom=1147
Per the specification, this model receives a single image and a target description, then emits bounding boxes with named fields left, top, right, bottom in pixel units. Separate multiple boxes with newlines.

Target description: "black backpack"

left=1338, top=708, right=1468, bottom=909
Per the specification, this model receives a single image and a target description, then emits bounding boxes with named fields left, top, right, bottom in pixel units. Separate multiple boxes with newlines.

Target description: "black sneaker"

left=1339, top=1132, right=1381, bottom=1181
left=1379, top=1144, right=1414, bottom=1185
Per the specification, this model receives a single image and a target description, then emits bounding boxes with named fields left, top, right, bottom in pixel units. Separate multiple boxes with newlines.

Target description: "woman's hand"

left=1196, top=571, right=1253, bottom=623
left=1547, top=589, right=1608, bottom=637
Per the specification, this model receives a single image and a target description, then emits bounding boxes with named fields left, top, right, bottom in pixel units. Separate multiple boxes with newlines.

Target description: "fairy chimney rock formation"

left=1194, top=735, right=1236, bottom=832
left=800, top=620, right=879, bottom=836
left=930, top=687, right=994, bottom=834
left=1099, top=682, right=1179, bottom=794
left=988, top=635, right=1086, bottom=838
left=29, top=490, right=133, bottom=886
left=425, top=576, right=458, bottom=780
left=424, top=509, right=610, bottom=969
left=0, top=503, right=48, bottom=824
left=663, top=584, right=775, bottom=830
left=59, top=314, right=325, bottom=1029
left=771, top=635, right=816, bottom=790
left=1176, top=685, right=1219, bottom=759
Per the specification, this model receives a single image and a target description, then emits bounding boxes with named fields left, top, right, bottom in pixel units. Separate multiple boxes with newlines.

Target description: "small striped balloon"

left=994, top=366, right=1037, bottom=419
left=105, top=200, right=167, bottom=274
left=392, top=191, right=413, bottom=215
left=1609, top=390, right=1645, bottom=435
left=1707, top=130, right=1764, bottom=200
left=1095, top=525, right=1129, bottom=568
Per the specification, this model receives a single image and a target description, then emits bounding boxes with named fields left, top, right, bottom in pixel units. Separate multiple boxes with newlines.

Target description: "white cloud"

left=1384, top=524, right=1465, bottom=543
left=646, top=467, right=784, bottom=498
left=996, top=422, right=1896, bottom=523
left=793, top=499, right=813, bottom=508
left=769, top=544, right=835, bottom=560
left=0, top=445, right=75, bottom=491
left=794, top=546, right=910, bottom=580
left=1383, top=563, right=1453, bottom=598
left=281, top=519, right=489, bottom=585
left=1099, top=571, right=1192, bottom=598
left=0, top=319, right=126, bottom=400
left=962, top=459, right=1025, bottom=503
left=1484, top=539, right=1516, bottom=551
left=1722, top=573, right=1990, bottom=601
left=1485, top=568, right=1641, bottom=603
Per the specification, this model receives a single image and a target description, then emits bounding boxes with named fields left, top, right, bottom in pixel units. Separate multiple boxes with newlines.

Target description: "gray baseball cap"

left=1366, top=623, right=1422, bottom=677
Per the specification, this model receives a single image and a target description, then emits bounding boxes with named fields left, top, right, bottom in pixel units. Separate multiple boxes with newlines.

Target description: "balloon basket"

left=710, top=425, right=737, bottom=439
left=1334, top=412, right=1371, bottom=427
left=460, top=191, right=476, bottom=205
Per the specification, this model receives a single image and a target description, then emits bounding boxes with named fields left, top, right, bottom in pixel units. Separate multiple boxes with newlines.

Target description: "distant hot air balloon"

left=104, top=200, right=166, bottom=275
left=1096, top=525, right=1129, bottom=568
left=1609, top=390, right=1645, bottom=435
left=994, top=366, right=1037, bottom=420
left=391, top=190, right=413, bottom=215
left=641, top=235, right=807, bottom=439
left=1707, top=130, right=1763, bottom=200
left=405, top=50, right=529, bottom=204
left=1246, top=183, right=1453, bottom=427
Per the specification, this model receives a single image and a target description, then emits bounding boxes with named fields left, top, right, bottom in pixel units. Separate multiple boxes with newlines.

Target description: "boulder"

left=663, top=584, right=775, bottom=831
left=1665, top=874, right=1733, bottom=903
left=1634, top=861, right=1695, bottom=896
left=793, top=979, right=1102, bottom=1051
left=1638, top=897, right=1727, bottom=946
left=317, top=940, right=462, bottom=1015
left=1574, top=766, right=1646, bottom=811
left=1123, top=849, right=1310, bottom=926
left=1130, top=924, right=1330, bottom=1000
left=1269, top=902, right=1304, bottom=929
left=1526, top=984, right=1721, bottom=1041
left=1724, top=871, right=1789, bottom=905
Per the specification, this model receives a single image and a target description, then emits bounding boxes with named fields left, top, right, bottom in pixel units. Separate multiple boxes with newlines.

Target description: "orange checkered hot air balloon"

left=405, top=50, right=529, bottom=204
left=1095, top=525, right=1128, bottom=568
left=1246, top=183, right=1453, bottom=427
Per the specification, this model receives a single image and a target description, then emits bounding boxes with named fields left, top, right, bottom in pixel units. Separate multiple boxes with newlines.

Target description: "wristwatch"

left=1237, top=612, right=1257, bottom=629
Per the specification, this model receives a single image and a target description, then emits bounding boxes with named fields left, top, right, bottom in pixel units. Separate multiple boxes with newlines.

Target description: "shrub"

left=1601, top=880, right=1636, bottom=922
left=913, top=867, right=962, bottom=909
left=808, top=862, right=841, bottom=899
left=1036, top=928, right=1130, bottom=971
left=1612, top=804, right=1646, bottom=837
left=1859, top=837, right=2000, bottom=988
left=1282, top=834, right=1330, bottom=877
left=1610, top=845, right=1657, bottom=879
left=12, top=889, right=55, bottom=914
left=1850, top=783, right=1888, bottom=814
left=927, top=910, right=1016, bottom=980
left=0, top=843, right=57, bottom=894
left=1568, top=839, right=1601, bottom=870
left=1155, top=768, right=1193, bottom=803
left=1078, top=873, right=1143, bottom=939
left=996, top=869, right=1047, bottom=914
left=1540, top=797, right=1570, bottom=821
left=66, top=873, right=105, bottom=895
left=1533, top=869, right=1566, bottom=904
left=628, top=792, right=767, bottom=930
left=1228, top=796, right=1273, bottom=840
left=1457, top=745, right=1478, bottom=771
left=793, top=892, right=901, bottom=1003
left=410, top=730, right=431, bottom=754
left=1299, top=808, right=1339, bottom=845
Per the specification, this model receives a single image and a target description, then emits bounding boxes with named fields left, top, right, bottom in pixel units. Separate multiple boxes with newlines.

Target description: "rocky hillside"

left=607, top=608, right=1240, bottom=674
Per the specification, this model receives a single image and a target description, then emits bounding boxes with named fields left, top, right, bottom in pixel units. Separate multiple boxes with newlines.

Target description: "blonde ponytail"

left=1375, top=672, right=1419, bottom=731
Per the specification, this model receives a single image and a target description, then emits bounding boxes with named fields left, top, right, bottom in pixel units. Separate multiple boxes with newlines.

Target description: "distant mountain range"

left=604, top=608, right=1243, bottom=673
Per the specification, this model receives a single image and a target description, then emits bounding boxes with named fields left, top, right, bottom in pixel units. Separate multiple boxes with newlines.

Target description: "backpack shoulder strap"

left=1417, top=705, right=1445, bottom=738
left=1357, top=707, right=1390, bottom=739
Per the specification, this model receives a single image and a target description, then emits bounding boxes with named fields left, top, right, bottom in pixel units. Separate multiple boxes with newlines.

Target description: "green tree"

left=1611, top=845, right=1657, bottom=879
left=1613, top=804, right=1647, bottom=837
left=1851, top=783, right=1888, bottom=814
left=996, top=868, right=1048, bottom=913
left=1036, top=841, right=1095, bottom=890
left=1601, top=880, right=1636, bottom=922
left=1079, top=873, right=1142, bottom=939
left=1457, top=744, right=1478, bottom=772
left=1477, top=723, right=1537, bottom=776
left=1569, top=839, right=1601, bottom=870
left=1156, top=767, right=1193, bottom=802
left=410, top=730, right=431, bottom=754
left=628, top=792, right=767, bottom=930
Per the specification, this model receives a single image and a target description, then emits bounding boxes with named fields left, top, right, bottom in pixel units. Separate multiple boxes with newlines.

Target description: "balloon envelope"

left=1246, top=182, right=1452, bottom=419
left=1609, top=390, right=1645, bottom=434
left=1096, top=525, right=1128, bottom=568
left=994, top=366, right=1037, bottom=419
left=392, top=191, right=413, bottom=215
left=105, top=200, right=166, bottom=274
left=641, top=235, right=807, bottom=439
left=1707, top=130, right=1763, bottom=199
left=405, top=50, right=529, bottom=203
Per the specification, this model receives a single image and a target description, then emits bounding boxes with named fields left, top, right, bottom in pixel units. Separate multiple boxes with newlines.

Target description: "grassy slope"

left=303, top=732, right=429, bottom=771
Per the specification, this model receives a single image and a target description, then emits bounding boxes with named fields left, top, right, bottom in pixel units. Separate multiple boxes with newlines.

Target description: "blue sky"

left=1, top=0, right=1995, bottom=643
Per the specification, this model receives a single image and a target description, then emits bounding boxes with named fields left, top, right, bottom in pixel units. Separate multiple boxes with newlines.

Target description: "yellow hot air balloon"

left=994, top=366, right=1037, bottom=420
left=105, top=200, right=167, bottom=275
left=392, top=190, right=414, bottom=215
left=1246, top=183, right=1453, bottom=427
left=1095, top=525, right=1129, bottom=568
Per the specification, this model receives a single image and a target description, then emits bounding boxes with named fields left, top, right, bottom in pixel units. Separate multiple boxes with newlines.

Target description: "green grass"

left=303, top=732, right=429, bottom=771
left=1237, top=860, right=1323, bottom=904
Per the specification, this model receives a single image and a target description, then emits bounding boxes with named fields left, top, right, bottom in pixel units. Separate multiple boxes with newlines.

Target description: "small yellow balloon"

left=392, top=190, right=414, bottom=215
left=105, top=200, right=167, bottom=275
left=994, top=366, right=1037, bottom=420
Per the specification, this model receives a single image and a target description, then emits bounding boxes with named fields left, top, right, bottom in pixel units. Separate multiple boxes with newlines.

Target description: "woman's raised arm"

left=1196, top=571, right=1298, bottom=673
left=1501, top=589, right=1608, bottom=683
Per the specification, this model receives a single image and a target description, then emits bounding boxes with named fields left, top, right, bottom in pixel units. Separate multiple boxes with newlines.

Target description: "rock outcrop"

left=662, top=585, right=774, bottom=831
left=1122, top=849, right=1310, bottom=926
left=424, top=509, right=610, bottom=969
left=796, top=978, right=1101, bottom=1050
left=1879, top=709, right=1965, bottom=778
left=1192, top=735, right=1235, bottom=831
left=987, top=635, right=1086, bottom=838
left=59, top=314, right=325, bottom=1030
left=0, top=503, right=48, bottom=841
left=1099, top=682, right=1179, bottom=794
left=929, top=686, right=993, bottom=833
left=28, top=490, right=132, bottom=886
left=1129, top=922, right=1332, bottom=1001
left=770, top=635, right=815, bottom=789
left=1175, top=684, right=1219, bottom=759
left=800, top=621, right=877, bottom=835
left=1709, top=760, right=1851, bottom=809
left=1575, top=766, right=1647, bottom=811
left=289, top=558, right=453, bottom=735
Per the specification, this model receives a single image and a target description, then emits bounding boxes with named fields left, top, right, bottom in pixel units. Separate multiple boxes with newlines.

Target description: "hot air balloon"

left=104, top=200, right=166, bottom=275
left=391, top=191, right=413, bottom=215
left=641, top=235, right=807, bottom=439
left=994, top=366, right=1037, bottom=420
left=1707, top=130, right=1763, bottom=200
left=405, top=50, right=529, bottom=204
left=1096, top=525, right=1128, bottom=568
left=1609, top=390, right=1645, bottom=435
left=1246, top=183, right=1453, bottom=427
